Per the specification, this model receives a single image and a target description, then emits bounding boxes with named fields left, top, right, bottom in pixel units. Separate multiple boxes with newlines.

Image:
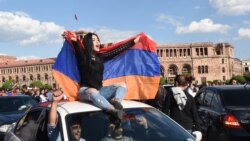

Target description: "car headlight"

left=0, top=124, right=12, bottom=133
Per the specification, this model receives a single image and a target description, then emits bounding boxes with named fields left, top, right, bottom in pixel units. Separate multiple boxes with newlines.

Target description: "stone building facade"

left=157, top=42, right=242, bottom=84
left=242, top=60, right=250, bottom=73
left=0, top=40, right=243, bottom=88
left=0, top=55, right=16, bottom=63
left=0, top=56, right=56, bottom=88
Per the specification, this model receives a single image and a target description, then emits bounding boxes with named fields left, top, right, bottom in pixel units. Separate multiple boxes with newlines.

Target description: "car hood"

left=0, top=113, right=23, bottom=124
left=225, top=106, right=250, bottom=132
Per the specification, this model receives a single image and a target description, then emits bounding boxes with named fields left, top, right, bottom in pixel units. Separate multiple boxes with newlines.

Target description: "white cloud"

left=209, top=0, right=250, bottom=15
left=155, top=13, right=181, bottom=27
left=79, top=27, right=137, bottom=43
left=176, top=18, right=230, bottom=34
left=238, top=28, right=250, bottom=38
left=0, top=11, right=65, bottom=46
left=0, top=53, right=8, bottom=56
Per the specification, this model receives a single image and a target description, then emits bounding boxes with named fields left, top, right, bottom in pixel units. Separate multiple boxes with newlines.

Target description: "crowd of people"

left=0, top=85, right=68, bottom=103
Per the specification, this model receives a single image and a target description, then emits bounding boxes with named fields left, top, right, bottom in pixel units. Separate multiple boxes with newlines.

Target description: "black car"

left=0, top=95, right=38, bottom=140
left=194, top=85, right=250, bottom=141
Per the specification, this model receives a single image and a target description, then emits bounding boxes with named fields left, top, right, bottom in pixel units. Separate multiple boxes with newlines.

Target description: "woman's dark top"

left=72, top=40, right=135, bottom=90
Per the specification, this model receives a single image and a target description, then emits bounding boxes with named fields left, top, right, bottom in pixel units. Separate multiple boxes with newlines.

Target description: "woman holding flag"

left=65, top=31, right=140, bottom=121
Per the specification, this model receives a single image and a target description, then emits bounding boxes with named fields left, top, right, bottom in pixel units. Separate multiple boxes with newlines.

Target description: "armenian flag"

left=53, top=32, right=160, bottom=101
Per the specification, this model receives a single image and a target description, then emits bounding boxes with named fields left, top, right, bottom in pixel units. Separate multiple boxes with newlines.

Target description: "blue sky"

left=0, top=0, right=250, bottom=60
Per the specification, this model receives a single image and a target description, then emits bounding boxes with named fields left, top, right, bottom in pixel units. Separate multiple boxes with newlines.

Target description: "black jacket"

left=165, top=88, right=200, bottom=130
left=72, top=40, right=135, bottom=90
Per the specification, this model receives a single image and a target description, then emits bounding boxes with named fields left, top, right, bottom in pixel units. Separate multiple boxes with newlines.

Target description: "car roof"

left=204, top=85, right=250, bottom=90
left=0, top=95, right=32, bottom=99
left=40, top=100, right=152, bottom=114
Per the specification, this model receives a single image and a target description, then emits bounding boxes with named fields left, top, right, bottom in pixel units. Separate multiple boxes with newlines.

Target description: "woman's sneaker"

left=110, top=100, right=123, bottom=110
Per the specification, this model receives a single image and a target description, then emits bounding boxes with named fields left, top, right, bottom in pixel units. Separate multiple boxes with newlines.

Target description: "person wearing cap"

left=47, top=90, right=86, bottom=141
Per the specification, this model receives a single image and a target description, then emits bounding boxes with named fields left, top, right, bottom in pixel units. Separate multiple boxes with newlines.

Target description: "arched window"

left=182, top=64, right=192, bottom=74
left=45, top=73, right=48, bottom=80
left=168, top=64, right=178, bottom=75
left=37, top=74, right=41, bottom=81
left=23, top=75, right=26, bottom=81
left=30, top=75, right=33, bottom=81
left=16, top=75, right=19, bottom=82
left=2, top=77, right=5, bottom=83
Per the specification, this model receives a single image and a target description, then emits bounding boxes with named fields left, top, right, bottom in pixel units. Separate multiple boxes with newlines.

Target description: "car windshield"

left=0, top=97, right=37, bottom=114
left=66, top=107, right=195, bottom=141
left=222, top=89, right=250, bottom=106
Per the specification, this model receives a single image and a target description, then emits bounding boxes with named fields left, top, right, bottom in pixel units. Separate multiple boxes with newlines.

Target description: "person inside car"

left=102, top=126, right=134, bottom=141
left=47, top=90, right=86, bottom=141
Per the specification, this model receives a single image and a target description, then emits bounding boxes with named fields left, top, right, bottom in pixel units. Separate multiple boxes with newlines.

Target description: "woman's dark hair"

left=82, top=32, right=100, bottom=66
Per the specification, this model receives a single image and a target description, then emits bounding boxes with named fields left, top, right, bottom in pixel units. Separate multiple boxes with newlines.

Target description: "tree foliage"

left=160, top=77, right=166, bottom=85
left=44, top=83, right=52, bottom=90
left=29, top=81, right=44, bottom=89
left=244, top=72, right=250, bottom=82
left=1, top=80, right=14, bottom=90
left=231, top=75, right=246, bottom=84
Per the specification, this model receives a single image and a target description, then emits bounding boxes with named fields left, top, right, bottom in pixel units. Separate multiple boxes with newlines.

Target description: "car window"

left=195, top=90, right=205, bottom=105
left=66, top=108, right=195, bottom=141
left=14, top=109, right=48, bottom=141
left=210, top=93, right=220, bottom=110
left=221, top=89, right=250, bottom=106
left=204, top=90, right=214, bottom=107
left=0, top=97, right=37, bottom=113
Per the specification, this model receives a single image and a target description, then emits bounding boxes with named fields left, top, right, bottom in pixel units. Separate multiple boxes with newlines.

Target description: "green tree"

left=231, top=75, right=246, bottom=84
left=160, top=77, right=166, bottom=85
left=224, top=79, right=231, bottom=85
left=44, top=83, right=52, bottom=90
left=29, top=81, right=44, bottom=89
left=2, top=80, right=14, bottom=90
left=243, top=72, right=250, bottom=82
left=182, top=72, right=192, bottom=77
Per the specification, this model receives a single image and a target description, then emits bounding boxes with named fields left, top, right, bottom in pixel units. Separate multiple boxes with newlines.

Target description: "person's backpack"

left=171, top=87, right=187, bottom=110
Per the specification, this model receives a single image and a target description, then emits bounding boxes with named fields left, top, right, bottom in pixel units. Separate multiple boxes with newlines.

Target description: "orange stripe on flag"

left=53, top=70, right=80, bottom=101
left=103, top=76, right=160, bottom=100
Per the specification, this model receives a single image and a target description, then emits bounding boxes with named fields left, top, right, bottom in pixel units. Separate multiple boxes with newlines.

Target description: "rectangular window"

left=200, top=48, right=203, bottom=55
left=187, top=49, right=191, bottom=56
left=245, top=67, right=249, bottom=72
left=196, top=48, right=199, bottom=56
left=204, top=48, right=208, bottom=55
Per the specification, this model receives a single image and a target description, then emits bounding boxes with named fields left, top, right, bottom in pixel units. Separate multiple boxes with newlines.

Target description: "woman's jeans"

left=78, top=85, right=126, bottom=110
